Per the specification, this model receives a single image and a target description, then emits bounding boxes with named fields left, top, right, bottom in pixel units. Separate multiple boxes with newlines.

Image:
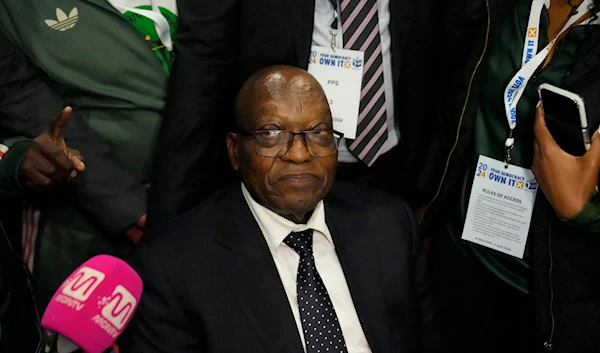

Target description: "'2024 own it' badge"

left=461, top=155, right=538, bottom=259
left=308, top=46, right=365, bottom=139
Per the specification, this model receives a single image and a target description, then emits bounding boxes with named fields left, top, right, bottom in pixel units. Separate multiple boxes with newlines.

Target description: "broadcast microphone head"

left=41, top=254, right=142, bottom=353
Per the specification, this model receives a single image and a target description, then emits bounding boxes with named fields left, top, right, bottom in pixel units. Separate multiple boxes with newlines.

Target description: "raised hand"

left=18, top=106, right=86, bottom=190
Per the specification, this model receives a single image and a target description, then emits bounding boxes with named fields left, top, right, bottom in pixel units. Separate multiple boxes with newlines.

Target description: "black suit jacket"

left=147, top=0, right=444, bottom=227
left=121, top=182, right=442, bottom=352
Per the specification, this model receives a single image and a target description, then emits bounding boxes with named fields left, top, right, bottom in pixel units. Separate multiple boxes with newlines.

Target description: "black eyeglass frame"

left=233, top=128, right=345, bottom=158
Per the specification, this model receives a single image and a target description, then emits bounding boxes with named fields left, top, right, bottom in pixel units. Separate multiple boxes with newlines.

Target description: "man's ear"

left=226, top=132, right=240, bottom=171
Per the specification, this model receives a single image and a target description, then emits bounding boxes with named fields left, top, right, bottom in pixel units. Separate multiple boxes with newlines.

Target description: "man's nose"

left=282, top=134, right=312, bottom=162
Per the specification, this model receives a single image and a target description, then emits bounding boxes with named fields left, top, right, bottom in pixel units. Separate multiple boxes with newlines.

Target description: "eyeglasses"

left=235, top=128, right=344, bottom=158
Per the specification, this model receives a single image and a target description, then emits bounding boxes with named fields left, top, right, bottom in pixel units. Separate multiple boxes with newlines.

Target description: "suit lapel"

left=284, top=0, right=315, bottom=68
left=325, top=193, right=391, bottom=353
left=215, top=188, right=304, bottom=353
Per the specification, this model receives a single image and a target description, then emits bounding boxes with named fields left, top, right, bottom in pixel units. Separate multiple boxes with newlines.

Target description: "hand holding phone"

left=532, top=103, right=600, bottom=219
left=538, top=83, right=591, bottom=156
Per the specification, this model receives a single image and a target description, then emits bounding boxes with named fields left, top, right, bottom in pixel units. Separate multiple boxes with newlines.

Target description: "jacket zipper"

left=418, top=0, right=492, bottom=224
left=543, top=217, right=555, bottom=351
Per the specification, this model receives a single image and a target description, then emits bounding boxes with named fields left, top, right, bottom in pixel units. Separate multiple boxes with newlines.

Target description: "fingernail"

left=70, top=171, right=77, bottom=178
left=537, top=100, right=542, bottom=108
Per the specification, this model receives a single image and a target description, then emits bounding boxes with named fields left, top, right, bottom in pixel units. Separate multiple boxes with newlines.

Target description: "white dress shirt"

left=312, top=0, right=398, bottom=163
left=241, top=183, right=372, bottom=353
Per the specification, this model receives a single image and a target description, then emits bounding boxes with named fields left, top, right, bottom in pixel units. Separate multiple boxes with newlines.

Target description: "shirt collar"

left=241, top=183, right=333, bottom=255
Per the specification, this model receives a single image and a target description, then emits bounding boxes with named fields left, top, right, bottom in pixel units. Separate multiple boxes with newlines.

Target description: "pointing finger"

left=48, top=106, right=72, bottom=141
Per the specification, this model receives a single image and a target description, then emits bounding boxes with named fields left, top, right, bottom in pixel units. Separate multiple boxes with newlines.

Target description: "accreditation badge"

left=307, top=45, right=364, bottom=139
left=461, top=155, right=538, bottom=258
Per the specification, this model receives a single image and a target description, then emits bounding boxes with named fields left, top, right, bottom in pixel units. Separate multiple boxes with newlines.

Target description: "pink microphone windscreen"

left=41, top=254, right=143, bottom=353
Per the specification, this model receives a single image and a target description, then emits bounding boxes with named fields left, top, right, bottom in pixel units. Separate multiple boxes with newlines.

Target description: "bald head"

left=234, top=65, right=330, bottom=130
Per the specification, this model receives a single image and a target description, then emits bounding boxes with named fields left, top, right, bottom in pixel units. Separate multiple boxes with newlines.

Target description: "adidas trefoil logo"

left=45, top=8, right=78, bottom=31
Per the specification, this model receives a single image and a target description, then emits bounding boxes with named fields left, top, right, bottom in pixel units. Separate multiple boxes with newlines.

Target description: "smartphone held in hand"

left=538, top=83, right=590, bottom=156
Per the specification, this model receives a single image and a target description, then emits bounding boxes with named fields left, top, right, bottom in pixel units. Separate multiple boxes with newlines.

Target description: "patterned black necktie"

left=284, top=230, right=348, bottom=353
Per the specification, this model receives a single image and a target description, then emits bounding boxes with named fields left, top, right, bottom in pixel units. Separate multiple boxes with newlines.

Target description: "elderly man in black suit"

left=147, top=0, right=445, bottom=227
left=121, top=65, right=441, bottom=353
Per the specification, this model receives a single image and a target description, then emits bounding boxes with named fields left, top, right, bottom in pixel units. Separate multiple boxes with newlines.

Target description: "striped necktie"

left=341, top=0, right=388, bottom=166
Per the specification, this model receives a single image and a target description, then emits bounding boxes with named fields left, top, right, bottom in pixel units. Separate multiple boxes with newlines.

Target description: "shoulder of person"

left=138, top=184, right=241, bottom=253
left=327, top=181, right=413, bottom=219
left=130, top=184, right=244, bottom=291
left=326, top=182, right=418, bottom=249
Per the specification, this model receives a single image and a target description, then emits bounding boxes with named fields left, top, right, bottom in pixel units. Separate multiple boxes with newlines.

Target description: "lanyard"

left=328, top=0, right=340, bottom=49
left=109, top=0, right=173, bottom=51
left=502, top=0, right=592, bottom=164
left=521, top=0, right=550, bottom=65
